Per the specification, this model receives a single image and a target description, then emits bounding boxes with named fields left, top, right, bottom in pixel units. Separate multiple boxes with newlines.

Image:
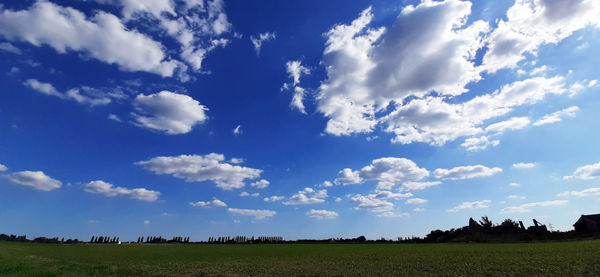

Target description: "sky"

left=1, top=0, right=600, bottom=241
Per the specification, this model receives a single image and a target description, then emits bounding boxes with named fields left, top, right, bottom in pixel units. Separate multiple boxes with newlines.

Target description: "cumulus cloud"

left=533, top=106, right=579, bottom=126
left=4, top=170, right=61, bottom=191
left=500, top=200, right=568, bottom=214
left=399, top=181, right=441, bottom=191
left=433, top=165, right=502, bottom=180
left=317, top=2, right=490, bottom=136
left=377, top=211, right=410, bottom=218
left=564, top=161, right=600, bottom=180
left=306, top=209, right=338, bottom=219
left=263, top=195, right=284, bottom=202
left=351, top=194, right=394, bottom=213
left=0, top=164, right=7, bottom=172
left=0, top=42, right=21, bottom=54
left=513, top=163, right=536, bottom=169
left=189, top=198, right=227, bottom=207
left=227, top=208, right=276, bottom=220
left=283, top=187, right=327, bottom=205
left=84, top=180, right=160, bottom=202
left=136, top=153, right=263, bottom=190
left=461, top=136, right=500, bottom=152
left=239, top=191, right=259, bottom=197
left=108, top=114, right=122, bottom=122
left=132, top=91, right=208, bottom=135
left=250, top=179, right=269, bottom=189
left=446, top=200, right=491, bottom=212
left=557, top=187, right=600, bottom=198
left=24, top=79, right=118, bottom=106
left=250, top=32, right=276, bottom=55
left=405, top=198, right=428, bottom=204
left=83, top=180, right=160, bottom=202
left=334, top=157, right=429, bottom=190
left=507, top=195, right=526, bottom=200
left=481, top=0, right=600, bottom=73
left=485, top=117, right=531, bottom=134
left=0, top=1, right=182, bottom=77
left=283, top=60, right=311, bottom=114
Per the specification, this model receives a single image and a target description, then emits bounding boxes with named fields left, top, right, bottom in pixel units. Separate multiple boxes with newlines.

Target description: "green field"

left=1, top=240, right=599, bottom=276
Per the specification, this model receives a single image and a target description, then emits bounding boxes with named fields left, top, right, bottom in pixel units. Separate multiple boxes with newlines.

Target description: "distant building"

left=573, top=214, right=600, bottom=234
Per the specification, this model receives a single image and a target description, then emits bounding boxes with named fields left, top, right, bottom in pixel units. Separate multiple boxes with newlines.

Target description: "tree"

left=479, top=216, right=493, bottom=229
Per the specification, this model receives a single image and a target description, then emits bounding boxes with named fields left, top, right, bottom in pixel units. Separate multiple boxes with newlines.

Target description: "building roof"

left=574, top=214, right=600, bottom=226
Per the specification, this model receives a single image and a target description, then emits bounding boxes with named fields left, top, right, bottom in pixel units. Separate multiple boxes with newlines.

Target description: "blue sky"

left=1, top=0, right=600, bottom=241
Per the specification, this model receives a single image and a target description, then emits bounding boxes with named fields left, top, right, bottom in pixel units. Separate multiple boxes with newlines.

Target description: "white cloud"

left=413, top=207, right=425, bottom=212
left=508, top=182, right=521, bottom=187
left=0, top=1, right=182, bottom=77
left=310, top=2, right=575, bottom=146
left=377, top=211, right=409, bottom=218
left=0, top=164, right=7, bottom=172
left=500, top=200, right=569, bottom=214
left=306, top=209, right=338, bottom=219
left=373, top=191, right=413, bottom=200
left=317, top=2, right=489, bottom=137
left=529, top=65, right=549, bottom=76
left=229, top=158, right=245, bottom=164
left=0, top=42, right=21, bottom=54
left=189, top=198, right=227, bottom=207
left=84, top=180, right=160, bottom=202
left=132, top=91, right=208, bottom=135
left=533, top=106, right=579, bottom=126
left=351, top=194, right=394, bottom=213
left=283, top=187, right=327, bottom=205
left=136, top=153, right=263, bottom=190
left=321, top=181, right=334, bottom=187
left=227, top=208, right=276, bottom=220
left=589, top=80, right=598, bottom=87
left=335, top=197, right=342, bottom=202
left=108, top=114, right=122, bottom=122
left=250, top=179, right=269, bottom=189
left=482, top=0, right=600, bottom=73
left=513, top=163, right=536, bottom=169
left=384, top=76, right=566, bottom=146
left=558, top=187, right=600, bottom=198
left=250, top=32, right=276, bottom=55
left=24, top=79, right=124, bottom=106
left=4, top=170, right=61, bottom=191
left=485, top=117, right=531, bottom=134
left=233, top=125, right=242, bottom=135
left=334, top=157, right=429, bottom=190
left=239, top=191, right=259, bottom=197
left=433, top=165, right=502, bottom=180
left=507, top=195, right=526, bottom=200
left=564, top=161, right=600, bottom=180
left=461, top=136, right=500, bottom=152
left=283, top=60, right=311, bottom=114
left=446, top=200, right=491, bottom=213
left=144, top=220, right=150, bottom=225
left=405, top=198, right=428, bottom=204
left=399, top=181, right=441, bottom=191
left=263, top=195, right=284, bottom=202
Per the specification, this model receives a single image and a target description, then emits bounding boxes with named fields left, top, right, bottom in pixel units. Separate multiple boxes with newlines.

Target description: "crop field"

left=1, top=240, right=599, bottom=276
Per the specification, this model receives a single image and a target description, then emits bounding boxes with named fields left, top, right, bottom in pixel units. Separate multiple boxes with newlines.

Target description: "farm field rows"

left=1, top=240, right=599, bottom=276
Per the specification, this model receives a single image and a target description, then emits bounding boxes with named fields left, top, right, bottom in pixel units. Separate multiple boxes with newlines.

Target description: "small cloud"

left=446, top=200, right=491, bottom=213
left=233, top=125, right=242, bottom=135
left=250, top=179, right=269, bottom=189
left=508, top=182, right=521, bottom=187
left=108, top=114, right=122, bottom=122
left=306, top=209, right=338, bottom=219
left=144, top=220, right=150, bottom=225
left=240, top=191, right=259, bottom=197
left=190, top=198, right=227, bottom=208
left=512, top=163, right=536, bottom=169
left=335, top=197, right=342, bottom=202
left=413, top=207, right=425, bottom=212
left=263, top=195, right=284, bottom=202
left=250, top=32, right=276, bottom=56
left=0, top=164, right=8, bottom=172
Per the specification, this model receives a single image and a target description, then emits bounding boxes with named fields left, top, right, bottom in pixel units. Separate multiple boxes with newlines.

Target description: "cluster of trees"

left=207, top=236, right=284, bottom=243
left=0, top=234, right=81, bottom=244
left=136, top=236, right=190, bottom=243
left=409, top=216, right=555, bottom=243
left=90, top=236, right=119, bottom=243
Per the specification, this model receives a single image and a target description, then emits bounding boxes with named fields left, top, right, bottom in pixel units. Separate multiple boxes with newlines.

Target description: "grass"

left=1, top=240, right=599, bottom=276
